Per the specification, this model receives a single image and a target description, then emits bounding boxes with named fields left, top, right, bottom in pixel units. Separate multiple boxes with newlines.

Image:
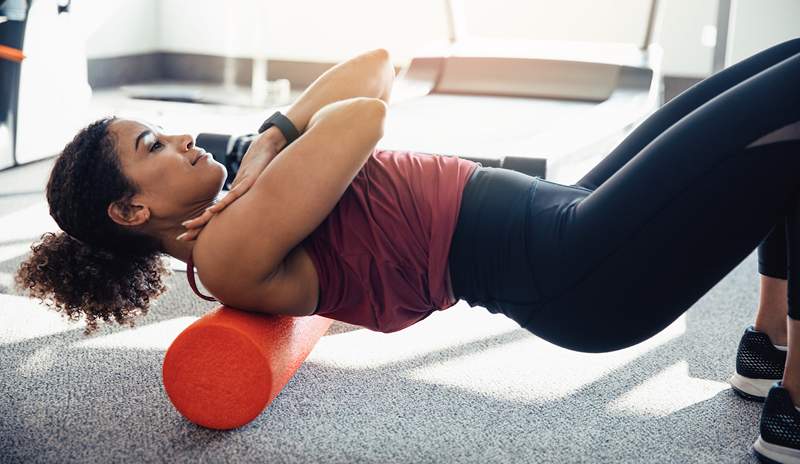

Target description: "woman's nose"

left=179, top=134, right=194, bottom=151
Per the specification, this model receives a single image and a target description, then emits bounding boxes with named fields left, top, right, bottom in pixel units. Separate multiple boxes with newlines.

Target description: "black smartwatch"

left=258, top=111, right=301, bottom=146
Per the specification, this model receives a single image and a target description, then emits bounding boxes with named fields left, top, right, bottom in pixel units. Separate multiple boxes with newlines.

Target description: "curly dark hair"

left=14, top=116, right=170, bottom=335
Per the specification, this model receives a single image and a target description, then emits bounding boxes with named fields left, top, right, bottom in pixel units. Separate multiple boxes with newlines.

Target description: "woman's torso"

left=285, top=242, right=319, bottom=312
left=286, top=241, right=459, bottom=316
left=191, top=148, right=478, bottom=331
left=271, top=148, right=478, bottom=332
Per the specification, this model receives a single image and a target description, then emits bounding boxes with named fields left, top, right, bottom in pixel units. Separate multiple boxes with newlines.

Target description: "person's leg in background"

left=751, top=115, right=800, bottom=339
left=727, top=118, right=800, bottom=401
left=742, top=120, right=800, bottom=389
left=784, top=194, right=800, bottom=403
left=734, top=121, right=800, bottom=402
left=725, top=220, right=792, bottom=405
left=751, top=193, right=800, bottom=464
left=726, top=218, right=791, bottom=396
left=750, top=117, right=800, bottom=330
left=756, top=223, right=788, bottom=346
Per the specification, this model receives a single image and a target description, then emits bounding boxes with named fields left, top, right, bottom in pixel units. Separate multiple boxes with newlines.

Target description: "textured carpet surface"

left=0, top=85, right=770, bottom=463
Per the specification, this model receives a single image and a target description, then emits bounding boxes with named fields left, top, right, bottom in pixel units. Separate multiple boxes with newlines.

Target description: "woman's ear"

left=107, top=199, right=150, bottom=227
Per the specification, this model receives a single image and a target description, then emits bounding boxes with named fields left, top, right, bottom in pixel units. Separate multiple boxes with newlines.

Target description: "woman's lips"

left=192, top=151, right=210, bottom=165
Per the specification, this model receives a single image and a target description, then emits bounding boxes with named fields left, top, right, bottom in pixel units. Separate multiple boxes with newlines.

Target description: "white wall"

left=77, top=0, right=159, bottom=59
left=461, top=0, right=650, bottom=45
left=657, top=0, right=717, bottom=77
left=157, top=0, right=451, bottom=63
left=80, top=0, right=800, bottom=77
left=155, top=0, right=671, bottom=68
left=727, top=0, right=800, bottom=66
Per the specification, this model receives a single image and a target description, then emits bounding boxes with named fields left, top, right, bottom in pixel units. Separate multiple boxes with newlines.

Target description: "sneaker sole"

left=729, top=373, right=779, bottom=401
left=754, top=436, right=800, bottom=464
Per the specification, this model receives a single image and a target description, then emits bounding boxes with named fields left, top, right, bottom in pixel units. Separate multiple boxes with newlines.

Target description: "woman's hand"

left=176, top=136, right=280, bottom=241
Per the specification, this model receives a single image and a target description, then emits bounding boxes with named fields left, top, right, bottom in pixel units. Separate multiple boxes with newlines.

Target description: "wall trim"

left=89, top=52, right=384, bottom=89
left=88, top=52, right=701, bottom=103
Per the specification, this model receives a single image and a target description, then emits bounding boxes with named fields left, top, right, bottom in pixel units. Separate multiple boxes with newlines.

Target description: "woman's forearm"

left=264, top=48, right=395, bottom=152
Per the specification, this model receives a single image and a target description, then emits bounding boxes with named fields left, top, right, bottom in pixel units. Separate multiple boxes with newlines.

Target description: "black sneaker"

left=729, top=325, right=787, bottom=401
left=753, top=382, right=800, bottom=463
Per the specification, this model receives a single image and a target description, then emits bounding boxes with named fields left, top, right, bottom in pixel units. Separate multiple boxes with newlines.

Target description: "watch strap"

left=258, top=111, right=301, bottom=146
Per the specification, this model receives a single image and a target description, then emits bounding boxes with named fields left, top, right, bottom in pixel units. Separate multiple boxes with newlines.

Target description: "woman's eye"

left=150, top=140, right=163, bottom=152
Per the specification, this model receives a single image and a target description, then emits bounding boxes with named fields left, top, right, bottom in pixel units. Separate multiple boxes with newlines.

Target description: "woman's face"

left=108, top=118, right=227, bottom=224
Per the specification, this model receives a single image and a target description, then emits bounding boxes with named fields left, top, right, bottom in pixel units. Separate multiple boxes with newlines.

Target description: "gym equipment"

left=196, top=132, right=258, bottom=190
left=196, top=131, right=547, bottom=190
left=197, top=0, right=668, bottom=185
left=125, top=2, right=291, bottom=108
left=0, top=0, right=91, bottom=170
left=0, top=43, right=24, bottom=61
left=162, top=305, right=333, bottom=430
left=378, top=0, right=667, bottom=183
left=0, top=0, right=27, bottom=170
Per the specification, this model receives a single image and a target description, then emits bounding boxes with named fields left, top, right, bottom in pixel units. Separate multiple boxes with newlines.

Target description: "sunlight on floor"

left=0, top=294, right=81, bottom=345
left=70, top=316, right=199, bottom=351
left=0, top=201, right=56, bottom=262
left=306, top=302, right=524, bottom=370
left=403, top=310, right=688, bottom=404
left=308, top=303, right=693, bottom=405
left=0, top=294, right=197, bottom=351
left=16, top=344, right=58, bottom=378
left=607, top=360, right=730, bottom=417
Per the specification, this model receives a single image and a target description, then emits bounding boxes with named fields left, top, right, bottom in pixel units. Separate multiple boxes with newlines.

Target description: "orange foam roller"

left=162, top=306, right=333, bottom=430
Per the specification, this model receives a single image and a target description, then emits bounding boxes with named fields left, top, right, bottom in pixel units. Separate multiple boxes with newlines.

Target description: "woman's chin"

left=217, top=172, right=228, bottom=192
left=210, top=163, right=228, bottom=190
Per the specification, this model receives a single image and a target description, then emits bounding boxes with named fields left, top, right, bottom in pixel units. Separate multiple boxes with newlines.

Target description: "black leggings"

left=447, top=37, right=800, bottom=353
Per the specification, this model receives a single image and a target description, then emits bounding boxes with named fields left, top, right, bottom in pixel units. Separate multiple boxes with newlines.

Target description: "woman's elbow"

left=370, top=48, right=390, bottom=61
left=370, top=48, right=394, bottom=103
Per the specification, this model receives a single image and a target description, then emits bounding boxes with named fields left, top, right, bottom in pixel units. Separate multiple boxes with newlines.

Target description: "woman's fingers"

left=207, top=186, right=241, bottom=213
left=227, top=172, right=251, bottom=193
left=181, top=209, right=214, bottom=229
left=178, top=174, right=256, bottom=239
left=176, top=227, right=201, bottom=242
left=184, top=228, right=200, bottom=241
left=206, top=201, right=227, bottom=213
left=208, top=176, right=253, bottom=213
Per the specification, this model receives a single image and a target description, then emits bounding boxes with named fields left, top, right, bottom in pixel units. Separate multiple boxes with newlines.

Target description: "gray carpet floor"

left=0, top=84, right=772, bottom=463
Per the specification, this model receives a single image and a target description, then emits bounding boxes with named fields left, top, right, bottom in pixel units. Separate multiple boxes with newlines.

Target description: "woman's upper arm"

left=197, top=97, right=387, bottom=304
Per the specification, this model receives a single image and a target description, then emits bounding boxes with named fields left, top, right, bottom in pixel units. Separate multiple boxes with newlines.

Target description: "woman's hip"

left=448, top=167, right=590, bottom=318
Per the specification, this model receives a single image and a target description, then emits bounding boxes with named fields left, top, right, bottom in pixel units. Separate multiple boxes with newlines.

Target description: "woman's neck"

left=162, top=234, right=196, bottom=265
left=155, top=202, right=214, bottom=264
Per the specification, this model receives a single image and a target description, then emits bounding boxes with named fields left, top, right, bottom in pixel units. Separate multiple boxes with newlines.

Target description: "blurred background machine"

left=378, top=0, right=666, bottom=182
left=0, top=0, right=91, bottom=170
left=198, top=0, right=668, bottom=185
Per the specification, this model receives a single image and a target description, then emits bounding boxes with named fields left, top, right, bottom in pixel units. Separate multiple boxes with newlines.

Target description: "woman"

left=14, top=40, right=800, bottom=462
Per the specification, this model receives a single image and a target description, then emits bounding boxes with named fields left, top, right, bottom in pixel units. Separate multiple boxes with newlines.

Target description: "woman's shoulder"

left=191, top=221, right=317, bottom=316
left=189, top=208, right=271, bottom=303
